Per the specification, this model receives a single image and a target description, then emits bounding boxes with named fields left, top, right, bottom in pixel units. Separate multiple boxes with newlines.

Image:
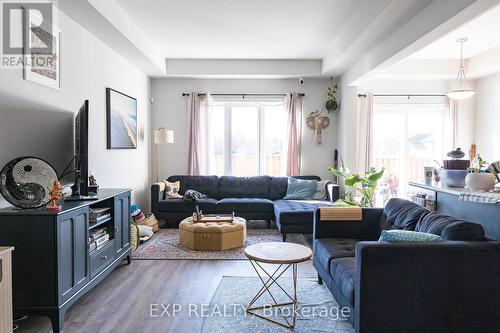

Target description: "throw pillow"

left=378, top=230, right=442, bottom=242
left=312, top=180, right=329, bottom=200
left=283, top=177, right=317, bottom=200
left=163, top=181, right=182, bottom=199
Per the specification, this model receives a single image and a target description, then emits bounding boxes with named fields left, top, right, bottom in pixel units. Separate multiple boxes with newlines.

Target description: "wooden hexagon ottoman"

left=179, top=216, right=247, bottom=251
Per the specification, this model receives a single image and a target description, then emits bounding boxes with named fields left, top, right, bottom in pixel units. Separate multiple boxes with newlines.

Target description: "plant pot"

left=325, top=99, right=337, bottom=112
left=465, top=173, right=496, bottom=191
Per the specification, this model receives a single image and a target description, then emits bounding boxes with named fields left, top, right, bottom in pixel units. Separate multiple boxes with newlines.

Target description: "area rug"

left=132, top=229, right=310, bottom=260
left=201, top=276, right=355, bottom=333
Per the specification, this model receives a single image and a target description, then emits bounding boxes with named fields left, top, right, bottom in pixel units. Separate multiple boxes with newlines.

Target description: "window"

left=373, top=99, right=449, bottom=196
left=206, top=98, right=287, bottom=176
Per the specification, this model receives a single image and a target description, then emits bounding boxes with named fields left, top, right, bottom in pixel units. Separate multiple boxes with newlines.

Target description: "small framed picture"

left=23, top=8, right=61, bottom=90
left=106, top=88, right=138, bottom=149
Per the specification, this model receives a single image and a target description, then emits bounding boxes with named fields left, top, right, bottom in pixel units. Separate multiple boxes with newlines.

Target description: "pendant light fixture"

left=447, top=38, right=476, bottom=100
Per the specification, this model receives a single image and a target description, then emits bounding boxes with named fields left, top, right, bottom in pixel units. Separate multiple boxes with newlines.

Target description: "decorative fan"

left=0, top=157, right=59, bottom=209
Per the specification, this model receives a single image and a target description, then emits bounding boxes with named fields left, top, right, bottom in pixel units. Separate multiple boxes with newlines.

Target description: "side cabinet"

left=57, top=207, right=90, bottom=303
left=114, top=192, right=131, bottom=255
left=0, top=189, right=131, bottom=333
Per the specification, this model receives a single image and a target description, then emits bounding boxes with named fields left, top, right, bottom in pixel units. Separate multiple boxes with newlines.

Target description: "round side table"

left=244, top=242, right=312, bottom=329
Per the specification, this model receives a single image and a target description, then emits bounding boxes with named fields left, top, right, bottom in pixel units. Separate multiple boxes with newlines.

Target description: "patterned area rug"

left=201, top=276, right=355, bottom=333
left=132, top=229, right=310, bottom=260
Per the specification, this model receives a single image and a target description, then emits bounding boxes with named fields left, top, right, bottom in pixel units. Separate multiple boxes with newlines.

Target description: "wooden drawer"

left=90, top=241, right=115, bottom=279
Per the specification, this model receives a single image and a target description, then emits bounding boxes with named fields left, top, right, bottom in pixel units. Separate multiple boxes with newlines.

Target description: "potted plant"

left=325, top=82, right=338, bottom=112
left=465, top=155, right=496, bottom=191
left=329, top=160, right=384, bottom=208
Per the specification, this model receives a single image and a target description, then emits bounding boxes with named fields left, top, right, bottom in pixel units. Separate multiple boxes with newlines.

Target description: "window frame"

left=213, top=98, right=285, bottom=176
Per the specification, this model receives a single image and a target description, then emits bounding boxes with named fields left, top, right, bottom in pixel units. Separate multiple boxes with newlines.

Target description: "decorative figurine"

left=88, top=174, right=99, bottom=195
left=433, top=168, right=441, bottom=183
left=193, top=205, right=203, bottom=222
left=47, top=180, right=64, bottom=211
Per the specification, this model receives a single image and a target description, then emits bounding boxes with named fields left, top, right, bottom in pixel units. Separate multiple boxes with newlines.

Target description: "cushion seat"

left=158, top=198, right=218, bottom=212
left=274, top=199, right=334, bottom=226
left=179, top=217, right=247, bottom=250
left=329, top=257, right=356, bottom=306
left=313, top=238, right=357, bottom=275
left=217, top=198, right=274, bottom=214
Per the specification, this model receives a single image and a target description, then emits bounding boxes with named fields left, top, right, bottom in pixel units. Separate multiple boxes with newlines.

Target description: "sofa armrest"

left=354, top=241, right=500, bottom=333
left=313, top=208, right=383, bottom=240
left=326, top=183, right=340, bottom=202
left=151, top=182, right=166, bottom=216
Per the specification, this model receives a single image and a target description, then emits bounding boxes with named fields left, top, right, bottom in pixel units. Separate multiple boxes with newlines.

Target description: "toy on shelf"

left=46, top=180, right=64, bottom=211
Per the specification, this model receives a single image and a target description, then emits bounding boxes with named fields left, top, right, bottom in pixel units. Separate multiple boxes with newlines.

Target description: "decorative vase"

left=465, top=173, right=496, bottom=192
left=441, top=169, right=468, bottom=188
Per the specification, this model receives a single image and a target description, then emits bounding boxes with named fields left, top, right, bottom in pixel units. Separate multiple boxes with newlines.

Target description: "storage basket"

left=137, top=213, right=159, bottom=233
left=130, top=222, right=139, bottom=252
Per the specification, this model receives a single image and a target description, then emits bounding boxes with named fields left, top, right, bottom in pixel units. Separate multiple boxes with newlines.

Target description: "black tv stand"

left=64, top=195, right=98, bottom=201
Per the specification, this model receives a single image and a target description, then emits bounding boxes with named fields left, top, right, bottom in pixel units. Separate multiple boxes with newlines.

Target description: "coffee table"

left=244, top=242, right=312, bottom=329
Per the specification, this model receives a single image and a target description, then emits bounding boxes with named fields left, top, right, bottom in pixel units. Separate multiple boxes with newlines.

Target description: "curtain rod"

left=358, top=94, right=446, bottom=98
left=182, top=93, right=305, bottom=97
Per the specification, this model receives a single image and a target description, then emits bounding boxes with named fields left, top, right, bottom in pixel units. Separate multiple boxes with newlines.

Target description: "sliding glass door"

left=373, top=102, right=448, bottom=196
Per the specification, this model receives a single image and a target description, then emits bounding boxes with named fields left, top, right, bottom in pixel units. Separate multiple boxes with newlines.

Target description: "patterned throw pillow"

left=163, top=181, right=182, bottom=199
left=379, top=230, right=442, bottom=242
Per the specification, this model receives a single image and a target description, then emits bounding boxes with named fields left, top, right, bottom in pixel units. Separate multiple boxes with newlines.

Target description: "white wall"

left=151, top=78, right=337, bottom=180
left=474, top=73, right=500, bottom=161
left=0, top=10, right=151, bottom=209
left=338, top=78, right=476, bottom=173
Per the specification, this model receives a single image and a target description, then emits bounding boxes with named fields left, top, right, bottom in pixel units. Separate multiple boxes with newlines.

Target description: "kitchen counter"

left=410, top=181, right=500, bottom=203
left=409, top=181, right=500, bottom=240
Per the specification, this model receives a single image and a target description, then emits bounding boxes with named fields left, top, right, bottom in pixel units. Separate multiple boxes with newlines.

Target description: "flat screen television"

left=65, top=100, right=96, bottom=201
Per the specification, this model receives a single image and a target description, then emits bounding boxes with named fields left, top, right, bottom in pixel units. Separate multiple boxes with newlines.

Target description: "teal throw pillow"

left=283, top=177, right=317, bottom=200
left=379, top=230, right=442, bottom=242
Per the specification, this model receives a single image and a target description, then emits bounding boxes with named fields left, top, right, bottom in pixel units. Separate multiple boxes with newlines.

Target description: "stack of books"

left=88, top=227, right=110, bottom=252
left=90, top=207, right=111, bottom=225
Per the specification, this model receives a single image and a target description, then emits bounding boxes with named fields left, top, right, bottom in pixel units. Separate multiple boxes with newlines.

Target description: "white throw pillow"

left=312, top=180, right=329, bottom=200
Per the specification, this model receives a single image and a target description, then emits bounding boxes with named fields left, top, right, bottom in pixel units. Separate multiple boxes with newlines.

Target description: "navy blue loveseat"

left=151, top=175, right=339, bottom=240
left=313, top=198, right=500, bottom=333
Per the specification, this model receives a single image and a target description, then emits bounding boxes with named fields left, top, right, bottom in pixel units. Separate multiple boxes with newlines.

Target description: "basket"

left=443, top=159, right=470, bottom=170
left=137, top=213, right=159, bottom=233
left=130, top=222, right=139, bottom=252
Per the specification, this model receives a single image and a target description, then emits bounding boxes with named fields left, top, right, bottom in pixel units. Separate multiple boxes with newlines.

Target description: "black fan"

left=0, top=157, right=58, bottom=209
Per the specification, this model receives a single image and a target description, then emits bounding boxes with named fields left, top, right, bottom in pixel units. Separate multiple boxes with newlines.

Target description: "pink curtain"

left=187, top=93, right=211, bottom=175
left=285, top=93, right=303, bottom=176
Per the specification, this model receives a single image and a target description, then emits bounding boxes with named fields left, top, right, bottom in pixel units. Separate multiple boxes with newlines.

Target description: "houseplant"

left=465, top=155, right=496, bottom=191
left=325, top=82, right=338, bottom=112
left=329, top=161, right=384, bottom=208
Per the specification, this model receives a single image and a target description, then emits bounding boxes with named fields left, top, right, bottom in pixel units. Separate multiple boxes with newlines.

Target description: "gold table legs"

left=246, top=260, right=298, bottom=329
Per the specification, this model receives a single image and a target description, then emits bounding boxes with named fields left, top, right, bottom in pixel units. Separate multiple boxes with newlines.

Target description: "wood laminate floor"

left=16, top=249, right=318, bottom=333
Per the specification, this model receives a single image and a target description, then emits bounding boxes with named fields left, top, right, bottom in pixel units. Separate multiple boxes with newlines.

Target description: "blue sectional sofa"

left=313, top=198, right=500, bottom=333
left=151, top=175, right=339, bottom=240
